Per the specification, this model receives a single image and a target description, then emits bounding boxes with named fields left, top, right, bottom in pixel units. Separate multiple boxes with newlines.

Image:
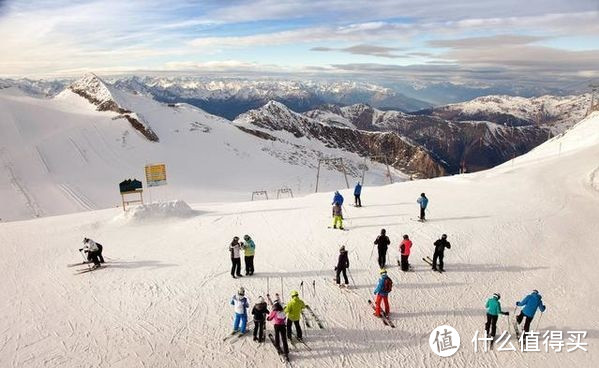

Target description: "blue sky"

left=0, top=0, right=597, bottom=86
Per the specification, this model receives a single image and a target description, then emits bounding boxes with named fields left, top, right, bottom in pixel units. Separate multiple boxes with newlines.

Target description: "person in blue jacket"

left=354, top=182, right=362, bottom=207
left=416, top=193, right=428, bottom=221
left=332, top=191, right=344, bottom=206
left=516, top=289, right=546, bottom=333
left=373, top=269, right=392, bottom=317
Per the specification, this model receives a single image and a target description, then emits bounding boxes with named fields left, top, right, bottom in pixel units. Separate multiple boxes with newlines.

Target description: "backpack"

left=382, top=277, right=393, bottom=293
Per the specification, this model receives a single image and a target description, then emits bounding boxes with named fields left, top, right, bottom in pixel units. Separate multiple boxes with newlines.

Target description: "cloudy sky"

left=0, top=0, right=598, bottom=86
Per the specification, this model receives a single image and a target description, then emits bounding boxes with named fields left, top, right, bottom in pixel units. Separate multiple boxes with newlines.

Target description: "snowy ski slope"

left=0, top=113, right=598, bottom=367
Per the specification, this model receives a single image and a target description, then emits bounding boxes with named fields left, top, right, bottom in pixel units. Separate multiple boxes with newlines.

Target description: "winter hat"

left=493, top=293, right=501, bottom=300
left=421, top=193, right=425, bottom=196
left=238, top=287, right=245, bottom=296
left=244, top=235, right=250, bottom=241
left=340, top=245, right=346, bottom=252
left=381, top=229, right=386, bottom=235
left=273, top=302, right=282, bottom=311
left=233, top=236, right=239, bottom=241
left=290, top=290, right=299, bottom=297
left=532, top=289, right=539, bottom=294
left=379, top=268, right=387, bottom=275
left=257, top=296, right=265, bottom=304
left=441, top=234, right=447, bottom=239
left=403, top=234, right=409, bottom=240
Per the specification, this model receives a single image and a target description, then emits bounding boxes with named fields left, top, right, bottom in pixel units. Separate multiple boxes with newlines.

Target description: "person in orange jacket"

left=399, top=234, right=412, bottom=271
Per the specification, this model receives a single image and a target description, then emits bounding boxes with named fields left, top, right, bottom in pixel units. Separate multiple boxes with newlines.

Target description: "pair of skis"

left=268, top=333, right=291, bottom=366
left=367, top=300, right=396, bottom=328
left=422, top=256, right=444, bottom=273
left=303, top=305, right=324, bottom=329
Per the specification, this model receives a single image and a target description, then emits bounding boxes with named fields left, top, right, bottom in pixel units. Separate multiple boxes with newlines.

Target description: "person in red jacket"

left=399, top=234, right=412, bottom=271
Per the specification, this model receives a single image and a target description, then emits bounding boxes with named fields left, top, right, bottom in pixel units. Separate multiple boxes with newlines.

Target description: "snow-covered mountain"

left=111, top=76, right=432, bottom=118
left=0, top=76, right=401, bottom=222
left=430, top=94, right=590, bottom=132
left=305, top=103, right=553, bottom=173
left=1, top=110, right=598, bottom=367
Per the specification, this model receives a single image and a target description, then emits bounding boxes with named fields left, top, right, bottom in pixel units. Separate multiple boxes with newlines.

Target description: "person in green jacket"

left=485, top=293, right=509, bottom=338
left=242, top=235, right=256, bottom=275
left=284, top=290, right=306, bottom=341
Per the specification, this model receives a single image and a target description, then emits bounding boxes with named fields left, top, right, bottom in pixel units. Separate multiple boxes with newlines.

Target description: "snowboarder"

left=373, top=269, right=392, bottom=317
left=335, top=245, right=350, bottom=286
left=251, top=296, right=269, bottom=342
left=417, top=193, right=428, bottom=221
left=284, top=290, right=306, bottom=341
left=516, top=290, right=546, bottom=334
left=229, top=236, right=243, bottom=278
left=354, top=182, right=362, bottom=207
left=332, top=203, right=344, bottom=230
left=80, top=237, right=104, bottom=269
left=230, top=287, right=250, bottom=334
left=242, top=234, right=256, bottom=276
left=432, top=234, right=451, bottom=271
left=399, top=234, right=412, bottom=271
left=332, top=190, right=344, bottom=206
left=267, top=300, right=289, bottom=356
left=374, top=229, right=390, bottom=268
left=485, top=293, right=509, bottom=339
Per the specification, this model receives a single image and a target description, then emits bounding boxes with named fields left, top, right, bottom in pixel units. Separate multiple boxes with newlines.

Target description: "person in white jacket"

left=80, top=237, right=104, bottom=268
left=229, top=236, right=243, bottom=278
left=230, top=287, right=250, bottom=334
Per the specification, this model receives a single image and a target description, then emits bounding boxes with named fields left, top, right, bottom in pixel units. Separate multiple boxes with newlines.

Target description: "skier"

left=332, top=202, right=344, bottom=230
left=485, top=293, right=509, bottom=339
left=284, top=290, right=306, bottom=341
left=251, top=296, right=269, bottom=342
left=80, top=237, right=104, bottom=269
left=242, top=234, right=256, bottom=276
left=354, top=182, right=362, bottom=207
left=332, top=190, right=344, bottom=205
left=515, top=290, right=546, bottom=334
left=416, top=193, right=428, bottom=221
left=432, top=234, right=451, bottom=271
left=267, top=300, right=290, bottom=357
left=399, top=234, right=412, bottom=271
left=230, top=287, right=250, bottom=334
left=335, top=245, right=350, bottom=286
left=229, top=236, right=243, bottom=278
left=374, top=229, right=390, bottom=268
left=373, top=269, right=392, bottom=317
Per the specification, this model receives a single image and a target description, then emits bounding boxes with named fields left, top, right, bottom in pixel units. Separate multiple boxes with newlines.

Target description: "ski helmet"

left=493, top=293, right=501, bottom=300
left=532, top=289, right=539, bottom=294
left=340, top=245, right=346, bottom=252
left=257, top=296, right=265, bottom=304
left=244, top=234, right=250, bottom=241
left=379, top=268, right=387, bottom=275
left=441, top=234, right=447, bottom=239
left=238, top=287, right=245, bottom=296
left=233, top=236, right=239, bottom=241
left=421, top=193, right=425, bottom=197
left=290, top=290, right=299, bottom=297
left=381, top=228, right=386, bottom=234
left=403, top=234, right=409, bottom=240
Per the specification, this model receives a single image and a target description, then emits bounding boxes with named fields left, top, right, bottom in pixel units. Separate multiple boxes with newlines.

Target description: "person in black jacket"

left=335, top=245, right=350, bottom=286
left=374, top=229, right=390, bottom=268
left=251, top=296, right=270, bottom=342
left=432, top=234, right=451, bottom=271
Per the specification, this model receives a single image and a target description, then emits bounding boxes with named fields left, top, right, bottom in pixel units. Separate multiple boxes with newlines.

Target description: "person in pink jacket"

left=267, top=301, right=289, bottom=358
left=399, top=234, right=412, bottom=271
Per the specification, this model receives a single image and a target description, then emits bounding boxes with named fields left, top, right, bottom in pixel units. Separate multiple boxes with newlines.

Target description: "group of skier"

left=229, top=287, right=308, bottom=361
left=485, top=290, right=547, bottom=342
left=229, top=235, right=256, bottom=278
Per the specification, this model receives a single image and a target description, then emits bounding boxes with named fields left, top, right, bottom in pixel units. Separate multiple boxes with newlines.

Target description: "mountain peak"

left=68, top=73, right=117, bottom=111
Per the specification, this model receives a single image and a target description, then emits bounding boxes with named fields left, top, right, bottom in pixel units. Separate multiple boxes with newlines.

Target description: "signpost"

left=145, top=163, right=167, bottom=187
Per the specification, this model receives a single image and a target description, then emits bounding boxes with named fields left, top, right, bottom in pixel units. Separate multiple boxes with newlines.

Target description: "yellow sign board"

left=145, top=163, right=167, bottom=187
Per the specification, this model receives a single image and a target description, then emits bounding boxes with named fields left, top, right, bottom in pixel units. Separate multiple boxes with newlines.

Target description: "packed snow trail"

left=1, top=114, right=599, bottom=367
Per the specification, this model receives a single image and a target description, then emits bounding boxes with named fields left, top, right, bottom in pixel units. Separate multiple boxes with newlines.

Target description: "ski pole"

left=267, top=276, right=270, bottom=296
left=535, top=311, right=543, bottom=331
left=280, top=276, right=284, bottom=303
left=79, top=250, right=91, bottom=270
left=348, top=268, right=356, bottom=288
left=312, top=280, right=316, bottom=297
left=300, top=281, right=304, bottom=298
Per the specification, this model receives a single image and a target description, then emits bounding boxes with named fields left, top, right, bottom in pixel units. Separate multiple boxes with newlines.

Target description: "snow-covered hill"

left=1, top=112, right=598, bottom=367
left=0, top=76, right=398, bottom=222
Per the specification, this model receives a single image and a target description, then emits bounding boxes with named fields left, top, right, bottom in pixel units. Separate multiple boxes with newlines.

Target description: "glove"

left=334, top=267, right=337, bottom=271
left=78, top=248, right=83, bottom=252
left=503, top=312, right=510, bottom=316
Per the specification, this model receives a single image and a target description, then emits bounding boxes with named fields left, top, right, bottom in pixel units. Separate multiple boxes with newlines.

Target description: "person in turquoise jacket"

left=516, top=290, right=546, bottom=333
left=485, top=293, right=509, bottom=338
left=242, top=234, right=256, bottom=275
left=416, top=193, right=428, bottom=221
left=373, top=269, right=392, bottom=317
